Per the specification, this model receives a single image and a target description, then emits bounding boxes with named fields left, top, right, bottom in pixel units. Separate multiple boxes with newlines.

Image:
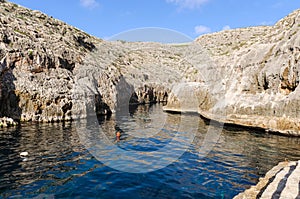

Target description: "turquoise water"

left=1, top=104, right=300, bottom=198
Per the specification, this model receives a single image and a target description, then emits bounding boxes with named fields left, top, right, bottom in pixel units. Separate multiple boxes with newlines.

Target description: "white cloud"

left=80, top=0, right=99, bottom=9
left=194, top=25, right=211, bottom=35
left=166, top=0, right=210, bottom=9
left=259, top=21, right=273, bottom=26
left=222, top=25, right=231, bottom=31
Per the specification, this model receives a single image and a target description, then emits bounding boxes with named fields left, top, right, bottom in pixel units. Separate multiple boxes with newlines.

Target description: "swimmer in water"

left=116, top=131, right=121, bottom=142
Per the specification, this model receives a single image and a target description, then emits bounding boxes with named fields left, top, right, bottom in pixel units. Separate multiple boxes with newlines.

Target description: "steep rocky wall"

left=0, top=1, right=99, bottom=122
left=0, top=1, right=205, bottom=122
left=71, top=41, right=207, bottom=117
left=165, top=9, right=300, bottom=136
left=1, top=1, right=300, bottom=137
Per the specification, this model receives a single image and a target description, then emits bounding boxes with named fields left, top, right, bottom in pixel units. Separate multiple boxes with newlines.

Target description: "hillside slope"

left=165, top=9, right=300, bottom=135
left=0, top=1, right=205, bottom=122
left=0, top=1, right=300, bottom=136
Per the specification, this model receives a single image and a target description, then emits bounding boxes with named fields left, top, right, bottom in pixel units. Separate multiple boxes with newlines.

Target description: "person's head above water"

left=116, top=131, right=121, bottom=137
left=116, top=131, right=121, bottom=141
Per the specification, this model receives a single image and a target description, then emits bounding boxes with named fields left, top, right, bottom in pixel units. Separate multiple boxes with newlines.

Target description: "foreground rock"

left=234, top=160, right=300, bottom=199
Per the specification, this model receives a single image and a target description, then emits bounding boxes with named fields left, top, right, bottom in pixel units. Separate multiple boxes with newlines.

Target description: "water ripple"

left=1, top=105, right=300, bottom=198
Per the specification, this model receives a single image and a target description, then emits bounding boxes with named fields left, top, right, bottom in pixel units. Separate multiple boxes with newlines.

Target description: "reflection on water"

left=77, top=104, right=201, bottom=173
left=0, top=104, right=300, bottom=198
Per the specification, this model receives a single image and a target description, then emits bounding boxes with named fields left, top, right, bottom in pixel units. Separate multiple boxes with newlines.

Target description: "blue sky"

left=8, top=0, right=300, bottom=42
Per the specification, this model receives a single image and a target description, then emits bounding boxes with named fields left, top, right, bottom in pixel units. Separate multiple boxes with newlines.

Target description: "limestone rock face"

left=71, top=41, right=207, bottom=116
left=0, top=1, right=97, bottom=122
left=0, top=1, right=204, bottom=122
left=0, top=1, right=300, bottom=136
left=234, top=161, right=300, bottom=199
left=165, top=9, right=300, bottom=136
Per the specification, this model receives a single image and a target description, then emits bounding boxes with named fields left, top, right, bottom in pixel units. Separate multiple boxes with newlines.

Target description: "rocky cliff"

left=165, top=9, right=300, bottom=136
left=0, top=1, right=99, bottom=122
left=0, top=1, right=300, bottom=136
left=0, top=1, right=204, bottom=122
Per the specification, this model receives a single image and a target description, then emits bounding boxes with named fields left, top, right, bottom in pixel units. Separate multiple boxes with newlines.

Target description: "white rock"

left=20, top=152, right=29, bottom=157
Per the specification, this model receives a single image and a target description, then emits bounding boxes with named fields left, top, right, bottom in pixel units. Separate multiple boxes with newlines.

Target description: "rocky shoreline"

left=164, top=9, right=300, bottom=136
left=234, top=160, right=300, bottom=199
left=0, top=1, right=300, bottom=198
left=0, top=116, right=17, bottom=127
left=0, top=1, right=300, bottom=136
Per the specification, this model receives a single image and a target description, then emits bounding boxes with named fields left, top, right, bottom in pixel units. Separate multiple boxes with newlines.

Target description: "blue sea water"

left=1, top=104, right=300, bottom=199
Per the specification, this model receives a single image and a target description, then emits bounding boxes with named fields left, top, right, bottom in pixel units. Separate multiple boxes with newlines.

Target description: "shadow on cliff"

left=0, top=58, right=22, bottom=122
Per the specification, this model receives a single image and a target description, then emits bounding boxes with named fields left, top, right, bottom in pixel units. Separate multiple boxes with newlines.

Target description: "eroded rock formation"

left=165, top=9, right=300, bottom=136
left=0, top=1, right=97, bottom=122
left=0, top=1, right=300, bottom=136
left=234, top=160, right=300, bottom=199
left=0, top=1, right=202, bottom=122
